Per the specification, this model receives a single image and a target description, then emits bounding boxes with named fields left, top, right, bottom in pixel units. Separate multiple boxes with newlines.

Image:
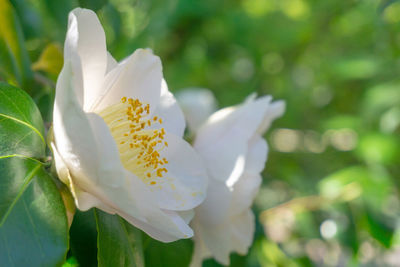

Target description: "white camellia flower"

left=51, top=8, right=208, bottom=242
left=177, top=90, right=285, bottom=266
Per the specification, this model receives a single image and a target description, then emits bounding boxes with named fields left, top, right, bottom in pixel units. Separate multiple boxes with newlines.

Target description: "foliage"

left=0, top=0, right=399, bottom=266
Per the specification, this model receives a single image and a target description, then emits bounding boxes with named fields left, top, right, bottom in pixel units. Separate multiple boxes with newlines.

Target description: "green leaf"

left=0, top=0, right=33, bottom=88
left=95, top=210, right=144, bottom=267
left=0, top=158, right=69, bottom=266
left=0, top=82, right=45, bottom=159
left=0, top=82, right=68, bottom=266
left=69, top=210, right=98, bottom=267
left=78, top=0, right=107, bottom=11
left=144, top=235, right=193, bottom=267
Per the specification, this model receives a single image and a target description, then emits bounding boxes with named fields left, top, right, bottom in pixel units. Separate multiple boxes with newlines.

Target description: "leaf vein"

left=0, top=113, right=45, bottom=145
left=0, top=164, right=41, bottom=227
left=22, top=198, right=45, bottom=258
left=0, top=154, right=43, bottom=164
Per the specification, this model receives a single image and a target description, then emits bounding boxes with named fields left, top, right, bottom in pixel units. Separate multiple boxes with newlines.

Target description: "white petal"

left=178, top=209, right=195, bottom=224
left=51, top=141, right=70, bottom=186
left=86, top=113, right=125, bottom=188
left=230, top=210, right=255, bottom=255
left=111, top=172, right=194, bottom=242
left=176, top=88, right=218, bottom=133
left=65, top=8, right=107, bottom=111
left=230, top=173, right=261, bottom=216
left=244, top=135, right=269, bottom=175
left=118, top=209, right=193, bottom=242
left=148, top=132, right=208, bottom=211
left=52, top=141, right=115, bottom=212
left=195, top=179, right=231, bottom=226
left=91, top=49, right=162, bottom=113
left=194, top=96, right=272, bottom=183
left=229, top=136, right=266, bottom=214
left=53, top=61, right=100, bottom=188
left=76, top=167, right=195, bottom=242
left=190, top=221, right=213, bottom=267
left=106, top=51, right=118, bottom=73
left=148, top=80, right=186, bottom=137
left=257, top=100, right=286, bottom=134
left=195, top=220, right=231, bottom=265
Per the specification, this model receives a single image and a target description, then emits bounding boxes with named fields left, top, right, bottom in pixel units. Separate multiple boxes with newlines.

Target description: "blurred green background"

left=1, top=0, right=400, bottom=266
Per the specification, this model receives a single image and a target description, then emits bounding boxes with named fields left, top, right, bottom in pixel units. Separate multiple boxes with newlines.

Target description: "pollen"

left=98, top=97, right=169, bottom=185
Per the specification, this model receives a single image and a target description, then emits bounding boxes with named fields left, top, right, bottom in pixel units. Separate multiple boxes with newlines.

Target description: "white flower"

left=178, top=90, right=285, bottom=266
left=51, top=8, right=207, bottom=242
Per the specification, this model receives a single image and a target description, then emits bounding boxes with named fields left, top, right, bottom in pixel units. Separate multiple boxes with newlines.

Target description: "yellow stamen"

left=98, top=97, right=169, bottom=184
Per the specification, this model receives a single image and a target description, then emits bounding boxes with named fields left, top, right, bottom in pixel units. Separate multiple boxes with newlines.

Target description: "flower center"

left=98, top=97, right=168, bottom=185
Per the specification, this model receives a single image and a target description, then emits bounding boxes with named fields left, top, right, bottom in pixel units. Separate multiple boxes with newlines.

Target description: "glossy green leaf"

left=0, top=0, right=33, bottom=88
left=95, top=210, right=144, bottom=267
left=144, top=235, right=193, bottom=267
left=69, top=210, right=98, bottom=267
left=0, top=82, right=68, bottom=266
left=0, top=82, right=45, bottom=159
left=0, top=158, right=69, bottom=266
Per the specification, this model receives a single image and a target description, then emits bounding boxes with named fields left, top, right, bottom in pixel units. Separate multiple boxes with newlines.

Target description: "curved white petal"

left=52, top=141, right=115, bottom=213
left=244, top=135, right=269, bottom=175
left=51, top=141, right=70, bottom=186
left=106, top=51, right=118, bottom=73
left=149, top=132, right=208, bottom=211
left=230, top=210, right=255, bottom=255
left=91, top=49, right=162, bottom=113
left=228, top=136, right=266, bottom=215
left=194, top=96, right=272, bottom=183
left=53, top=61, right=100, bottom=188
left=65, top=8, right=107, bottom=111
left=257, top=100, right=286, bottom=134
left=73, top=167, right=195, bottom=242
left=230, top=172, right=261, bottom=216
left=196, top=221, right=231, bottom=265
left=195, top=179, right=231, bottom=226
left=118, top=208, right=193, bottom=242
left=86, top=113, right=125, bottom=188
left=148, top=80, right=185, bottom=137
left=190, top=222, right=213, bottom=267
left=178, top=209, right=195, bottom=224
left=112, top=171, right=195, bottom=242
left=176, top=88, right=218, bottom=133
left=191, top=200, right=255, bottom=266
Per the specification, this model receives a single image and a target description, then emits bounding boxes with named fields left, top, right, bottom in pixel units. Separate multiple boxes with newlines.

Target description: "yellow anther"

left=99, top=97, right=169, bottom=184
